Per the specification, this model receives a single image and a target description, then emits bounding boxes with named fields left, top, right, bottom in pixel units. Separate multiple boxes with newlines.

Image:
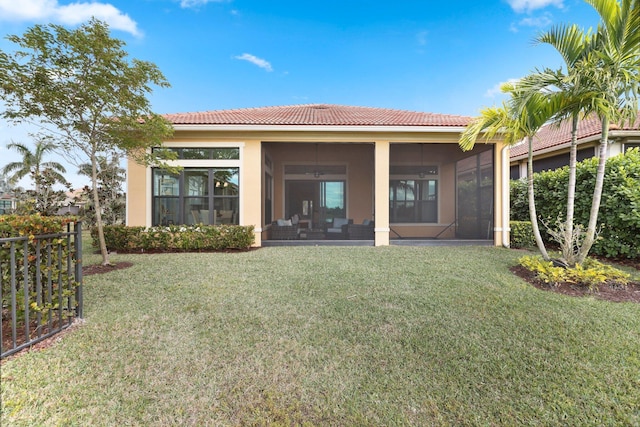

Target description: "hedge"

left=0, top=214, right=78, bottom=238
left=92, top=224, right=255, bottom=252
left=510, top=221, right=535, bottom=249
left=510, top=148, right=640, bottom=258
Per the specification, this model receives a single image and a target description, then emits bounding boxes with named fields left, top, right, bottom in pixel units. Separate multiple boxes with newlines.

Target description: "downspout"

left=502, top=144, right=510, bottom=248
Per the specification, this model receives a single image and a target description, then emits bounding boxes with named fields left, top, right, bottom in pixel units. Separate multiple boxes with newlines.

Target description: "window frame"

left=152, top=167, right=240, bottom=226
left=389, top=165, right=439, bottom=224
left=150, top=143, right=242, bottom=226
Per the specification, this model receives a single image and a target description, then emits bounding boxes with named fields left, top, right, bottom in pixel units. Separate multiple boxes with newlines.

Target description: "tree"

left=0, top=19, right=175, bottom=265
left=459, top=87, right=556, bottom=260
left=77, top=153, right=126, bottom=226
left=512, top=0, right=640, bottom=265
left=12, top=169, right=71, bottom=216
left=2, top=140, right=70, bottom=213
left=512, top=26, right=598, bottom=266
left=466, top=0, right=639, bottom=266
left=574, top=0, right=640, bottom=263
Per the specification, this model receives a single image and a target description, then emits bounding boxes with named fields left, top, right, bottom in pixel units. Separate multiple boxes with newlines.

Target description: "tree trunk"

left=91, top=155, right=111, bottom=266
left=576, top=117, right=609, bottom=264
left=527, top=136, right=550, bottom=260
left=34, top=170, right=41, bottom=213
left=562, top=114, right=580, bottom=266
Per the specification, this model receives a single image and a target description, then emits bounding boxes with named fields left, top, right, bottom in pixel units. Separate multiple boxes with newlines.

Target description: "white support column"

left=495, top=142, right=509, bottom=247
left=374, top=140, right=390, bottom=246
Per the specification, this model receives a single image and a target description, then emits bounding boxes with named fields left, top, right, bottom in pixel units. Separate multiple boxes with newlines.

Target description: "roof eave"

left=171, top=124, right=470, bottom=133
left=509, top=130, right=638, bottom=161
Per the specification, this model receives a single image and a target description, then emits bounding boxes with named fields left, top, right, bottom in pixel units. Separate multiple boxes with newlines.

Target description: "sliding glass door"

left=285, top=180, right=345, bottom=228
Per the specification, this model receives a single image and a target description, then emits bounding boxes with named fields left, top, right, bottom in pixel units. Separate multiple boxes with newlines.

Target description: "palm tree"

left=511, top=25, right=598, bottom=266
left=574, top=0, right=640, bottom=263
left=460, top=87, right=556, bottom=260
left=504, top=0, right=639, bottom=265
left=2, top=140, right=68, bottom=209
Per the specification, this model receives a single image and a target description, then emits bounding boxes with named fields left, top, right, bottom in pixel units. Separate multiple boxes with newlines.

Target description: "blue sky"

left=0, top=0, right=602, bottom=188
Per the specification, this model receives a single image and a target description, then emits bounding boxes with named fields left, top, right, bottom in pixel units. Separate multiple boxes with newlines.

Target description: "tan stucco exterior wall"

left=243, top=140, right=262, bottom=247
left=125, top=128, right=506, bottom=247
left=127, top=159, right=149, bottom=227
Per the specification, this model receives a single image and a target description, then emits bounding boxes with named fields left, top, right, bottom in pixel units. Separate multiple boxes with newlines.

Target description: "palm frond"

left=536, top=24, right=593, bottom=68
left=459, top=104, right=517, bottom=151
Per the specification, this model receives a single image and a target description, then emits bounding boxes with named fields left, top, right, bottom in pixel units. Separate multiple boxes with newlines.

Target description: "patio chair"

left=325, top=217, right=353, bottom=239
left=347, top=219, right=375, bottom=240
left=269, top=218, right=299, bottom=240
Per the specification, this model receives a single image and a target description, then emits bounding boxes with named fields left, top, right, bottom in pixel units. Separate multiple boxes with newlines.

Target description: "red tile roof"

left=164, top=104, right=472, bottom=127
left=510, top=112, right=640, bottom=158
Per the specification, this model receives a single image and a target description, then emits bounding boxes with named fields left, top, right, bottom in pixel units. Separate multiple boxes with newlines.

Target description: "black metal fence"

left=1, top=222, right=83, bottom=359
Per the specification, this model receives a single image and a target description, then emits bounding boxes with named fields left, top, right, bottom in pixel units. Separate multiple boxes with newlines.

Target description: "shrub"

left=0, top=214, right=78, bottom=237
left=510, top=221, right=535, bottom=248
left=511, top=149, right=640, bottom=258
left=93, top=224, right=255, bottom=252
left=519, top=255, right=630, bottom=290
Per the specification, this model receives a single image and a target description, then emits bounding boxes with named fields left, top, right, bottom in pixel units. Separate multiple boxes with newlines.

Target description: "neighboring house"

left=0, top=176, right=16, bottom=214
left=0, top=193, right=15, bottom=214
left=56, top=188, right=87, bottom=216
left=126, top=104, right=510, bottom=247
left=509, top=112, right=640, bottom=179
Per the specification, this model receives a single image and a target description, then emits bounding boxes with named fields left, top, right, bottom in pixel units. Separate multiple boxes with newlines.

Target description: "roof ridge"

left=164, top=104, right=473, bottom=119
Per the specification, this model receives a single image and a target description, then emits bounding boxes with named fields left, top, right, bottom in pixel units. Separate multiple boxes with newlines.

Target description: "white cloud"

left=485, top=78, right=520, bottom=98
left=0, top=0, right=141, bottom=37
left=519, top=14, right=553, bottom=27
left=506, top=0, right=563, bottom=13
left=510, top=12, right=553, bottom=32
left=180, top=0, right=226, bottom=8
left=234, top=53, right=273, bottom=72
left=416, top=30, right=428, bottom=46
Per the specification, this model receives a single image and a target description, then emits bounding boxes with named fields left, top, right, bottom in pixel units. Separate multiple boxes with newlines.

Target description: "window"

left=152, top=168, right=239, bottom=226
left=389, top=164, right=438, bottom=224
left=0, top=199, right=12, bottom=214
left=152, top=147, right=240, bottom=160
left=389, top=179, right=438, bottom=223
left=532, top=147, right=594, bottom=173
left=624, top=143, right=640, bottom=153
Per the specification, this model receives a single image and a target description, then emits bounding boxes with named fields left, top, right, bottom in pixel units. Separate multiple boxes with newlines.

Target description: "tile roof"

left=510, top=112, right=640, bottom=158
left=163, top=104, right=472, bottom=127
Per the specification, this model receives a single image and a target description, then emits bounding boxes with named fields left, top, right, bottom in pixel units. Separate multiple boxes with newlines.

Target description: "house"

left=0, top=176, right=16, bottom=214
left=126, top=104, right=510, bottom=247
left=56, top=188, right=87, bottom=216
left=509, top=112, right=640, bottom=179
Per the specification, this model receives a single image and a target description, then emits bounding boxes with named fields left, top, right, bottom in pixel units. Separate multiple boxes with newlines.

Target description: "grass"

left=2, top=245, right=639, bottom=426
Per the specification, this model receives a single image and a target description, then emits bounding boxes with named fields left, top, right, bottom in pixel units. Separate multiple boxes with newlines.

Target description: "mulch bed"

left=1, top=319, right=83, bottom=364
left=83, top=261, right=134, bottom=276
left=510, top=265, right=640, bottom=303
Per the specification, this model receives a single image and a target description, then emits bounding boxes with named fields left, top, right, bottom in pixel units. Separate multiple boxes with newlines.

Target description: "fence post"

left=74, top=221, right=83, bottom=318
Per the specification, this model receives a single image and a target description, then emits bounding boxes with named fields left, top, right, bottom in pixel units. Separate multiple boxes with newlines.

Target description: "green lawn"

left=2, top=246, right=639, bottom=426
